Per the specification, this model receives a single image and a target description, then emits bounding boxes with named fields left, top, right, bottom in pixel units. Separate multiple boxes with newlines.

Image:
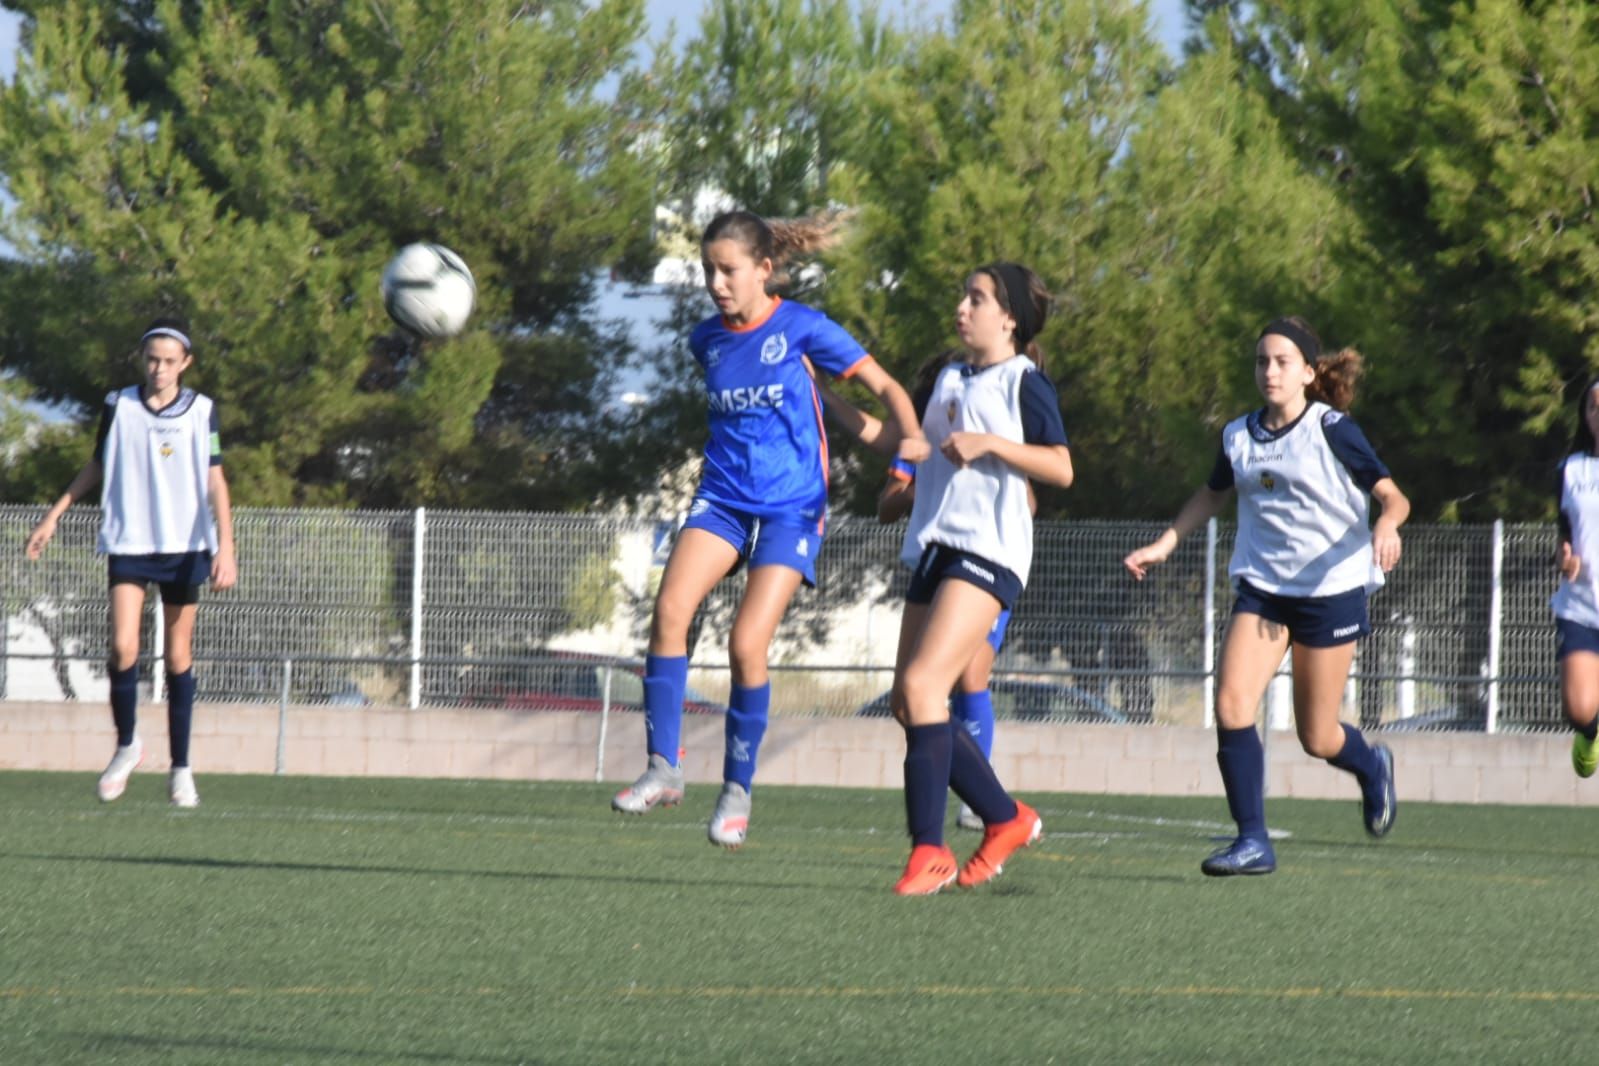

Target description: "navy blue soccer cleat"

left=1363, top=744, right=1396, bottom=838
left=1201, top=835, right=1276, bottom=877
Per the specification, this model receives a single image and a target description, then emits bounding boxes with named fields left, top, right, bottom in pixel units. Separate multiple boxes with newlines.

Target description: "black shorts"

left=1231, top=579, right=1368, bottom=648
left=108, top=551, right=210, bottom=606
left=904, top=544, right=1023, bottom=611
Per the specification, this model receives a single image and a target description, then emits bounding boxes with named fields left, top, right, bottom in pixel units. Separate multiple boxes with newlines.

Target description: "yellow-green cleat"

left=1573, top=732, right=1598, bottom=779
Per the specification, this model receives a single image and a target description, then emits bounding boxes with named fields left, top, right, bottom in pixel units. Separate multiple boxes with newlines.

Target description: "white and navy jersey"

left=903, top=356, right=1068, bottom=587
left=1552, top=453, right=1599, bottom=627
left=1209, top=401, right=1390, bottom=598
left=93, top=386, right=222, bottom=555
left=690, top=298, right=869, bottom=525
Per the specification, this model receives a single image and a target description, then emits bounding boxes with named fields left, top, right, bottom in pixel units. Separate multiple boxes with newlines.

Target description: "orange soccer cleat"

left=893, top=843, right=959, bottom=896
left=957, top=800, right=1042, bottom=888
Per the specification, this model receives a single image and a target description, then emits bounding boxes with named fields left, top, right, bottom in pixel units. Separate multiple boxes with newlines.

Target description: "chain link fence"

left=0, top=505, right=1563, bottom=731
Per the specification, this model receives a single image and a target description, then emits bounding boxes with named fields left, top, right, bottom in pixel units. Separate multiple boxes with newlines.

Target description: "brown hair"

left=1270, top=315, right=1363, bottom=411
left=910, top=349, right=962, bottom=421
left=701, top=209, right=849, bottom=289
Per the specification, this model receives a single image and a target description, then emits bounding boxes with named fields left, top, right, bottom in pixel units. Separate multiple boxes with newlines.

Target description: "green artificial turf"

left=0, top=770, right=1591, bottom=1064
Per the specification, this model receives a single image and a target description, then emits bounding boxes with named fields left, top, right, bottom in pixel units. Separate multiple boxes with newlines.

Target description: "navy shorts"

left=683, top=497, right=824, bottom=587
left=108, top=551, right=210, bottom=606
left=905, top=544, right=1024, bottom=611
left=1557, top=617, right=1599, bottom=660
left=1231, top=579, right=1368, bottom=648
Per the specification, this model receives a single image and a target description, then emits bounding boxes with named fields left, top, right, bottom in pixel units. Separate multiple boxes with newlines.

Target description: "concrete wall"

left=3, top=700, right=1595, bottom=807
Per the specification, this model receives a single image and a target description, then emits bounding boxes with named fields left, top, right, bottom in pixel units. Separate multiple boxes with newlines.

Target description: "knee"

left=108, top=642, right=139, bottom=672
left=649, top=594, right=696, bottom=646
left=1299, top=724, right=1346, bottom=760
left=727, top=628, right=769, bottom=678
left=899, top=667, right=950, bottom=723
left=1214, top=688, right=1257, bottom=731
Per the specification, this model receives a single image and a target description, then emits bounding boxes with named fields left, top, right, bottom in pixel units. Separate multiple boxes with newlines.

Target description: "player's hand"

left=897, top=434, right=931, bottom=464
left=24, top=517, right=57, bottom=560
left=940, top=431, right=991, bottom=466
left=1373, top=521, right=1402, bottom=573
left=1124, top=532, right=1177, bottom=581
left=1559, top=542, right=1582, bottom=582
left=211, top=545, right=238, bottom=590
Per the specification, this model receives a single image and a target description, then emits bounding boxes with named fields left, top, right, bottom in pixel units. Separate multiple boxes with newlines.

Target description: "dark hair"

left=1568, top=376, right=1599, bottom=457
left=141, top=315, right=193, bottom=353
left=701, top=209, right=848, bottom=289
left=1265, top=315, right=1362, bottom=412
left=976, top=262, right=1052, bottom=369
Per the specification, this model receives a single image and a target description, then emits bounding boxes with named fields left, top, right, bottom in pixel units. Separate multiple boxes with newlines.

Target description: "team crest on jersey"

left=689, top=498, right=710, bottom=518
left=159, top=442, right=174, bottom=459
left=946, top=400, right=958, bottom=424
left=1260, top=472, right=1276, bottom=490
left=705, top=344, right=722, bottom=369
left=759, top=332, right=788, bottom=365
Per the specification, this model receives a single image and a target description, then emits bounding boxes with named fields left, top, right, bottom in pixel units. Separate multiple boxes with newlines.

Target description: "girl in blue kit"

left=1124, top=317, right=1409, bottom=876
left=612, top=210, right=927, bottom=848
left=1552, top=377, right=1599, bottom=779
left=889, top=262, right=1072, bottom=895
left=25, top=318, right=237, bottom=808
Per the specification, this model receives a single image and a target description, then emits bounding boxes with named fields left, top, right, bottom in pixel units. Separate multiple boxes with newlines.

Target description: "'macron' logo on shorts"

left=1332, top=624, right=1361, bottom=638
left=960, top=559, right=996, bottom=583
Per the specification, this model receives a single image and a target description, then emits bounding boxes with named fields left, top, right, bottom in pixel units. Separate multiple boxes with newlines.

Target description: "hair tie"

left=1258, top=318, right=1320, bottom=363
left=141, top=327, right=192, bottom=352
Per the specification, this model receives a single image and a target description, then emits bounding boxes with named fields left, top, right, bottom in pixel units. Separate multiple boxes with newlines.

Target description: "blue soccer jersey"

left=690, top=298, right=870, bottom=523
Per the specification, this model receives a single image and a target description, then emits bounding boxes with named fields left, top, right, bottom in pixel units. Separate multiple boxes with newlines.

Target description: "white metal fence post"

left=1203, top=517, right=1218, bottom=729
left=275, top=658, right=292, bottom=775
left=410, top=507, right=426, bottom=711
left=596, top=664, right=612, bottom=782
left=1486, top=519, right=1504, bottom=734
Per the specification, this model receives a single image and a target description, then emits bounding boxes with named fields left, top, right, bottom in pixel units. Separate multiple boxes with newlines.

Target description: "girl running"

left=24, top=317, right=237, bottom=807
left=1123, top=316, right=1408, bottom=875
left=611, top=210, right=927, bottom=848
left=1553, top=377, right=1599, bottom=779
left=889, top=262, right=1072, bottom=895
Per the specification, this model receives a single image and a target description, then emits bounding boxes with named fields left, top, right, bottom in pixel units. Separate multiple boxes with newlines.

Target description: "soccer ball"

left=381, top=243, right=476, bottom=337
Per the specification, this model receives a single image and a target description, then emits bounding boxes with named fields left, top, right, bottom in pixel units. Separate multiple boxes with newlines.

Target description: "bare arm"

left=815, top=375, right=898, bottom=458
left=24, top=459, right=103, bottom=560
left=940, top=433, right=1073, bottom=489
left=1370, top=477, right=1409, bottom=573
left=850, top=358, right=929, bottom=464
left=1123, top=484, right=1232, bottom=580
left=208, top=466, right=238, bottom=589
left=877, top=475, right=914, bottom=524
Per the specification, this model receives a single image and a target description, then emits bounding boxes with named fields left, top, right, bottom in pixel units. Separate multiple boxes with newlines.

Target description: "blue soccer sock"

left=948, top=722, right=1017, bottom=826
left=1326, top=722, right=1382, bottom=800
left=109, top=664, right=139, bottom=747
left=642, top=654, right=688, bottom=767
left=167, top=668, right=196, bottom=768
left=723, top=682, right=770, bottom=791
left=1216, top=724, right=1267, bottom=841
left=951, top=689, right=996, bottom=759
left=903, top=723, right=953, bottom=848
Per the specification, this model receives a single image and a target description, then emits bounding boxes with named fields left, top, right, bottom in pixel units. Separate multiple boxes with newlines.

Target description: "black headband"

left=982, top=263, right=1042, bottom=348
left=1258, top=318, right=1321, bottom=363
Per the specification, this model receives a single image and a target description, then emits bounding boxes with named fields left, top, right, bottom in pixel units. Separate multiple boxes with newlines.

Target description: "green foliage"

left=0, top=0, right=655, bottom=509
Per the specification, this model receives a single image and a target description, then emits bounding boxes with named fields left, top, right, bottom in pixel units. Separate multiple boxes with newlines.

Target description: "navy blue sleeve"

left=1206, top=445, right=1234, bottom=491
left=92, top=400, right=115, bottom=464
left=1018, top=370, right=1068, bottom=447
left=1321, top=410, right=1390, bottom=491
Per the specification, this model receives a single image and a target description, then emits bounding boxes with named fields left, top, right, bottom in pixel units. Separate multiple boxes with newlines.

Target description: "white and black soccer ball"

left=380, top=243, right=476, bottom=337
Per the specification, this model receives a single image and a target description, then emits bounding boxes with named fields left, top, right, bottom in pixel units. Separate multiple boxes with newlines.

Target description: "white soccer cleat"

left=611, top=753, right=684, bottom=814
left=97, top=736, right=143, bottom=803
left=956, top=803, right=984, bottom=832
left=707, top=782, right=751, bottom=848
left=168, top=766, right=200, bottom=809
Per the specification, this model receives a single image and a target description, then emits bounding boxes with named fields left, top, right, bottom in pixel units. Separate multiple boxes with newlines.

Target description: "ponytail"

left=701, top=209, right=851, bottom=289
left=1307, top=348, right=1363, bottom=411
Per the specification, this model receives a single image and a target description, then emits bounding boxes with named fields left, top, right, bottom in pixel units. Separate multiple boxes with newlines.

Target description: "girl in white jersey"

left=1124, top=317, right=1409, bottom=876
left=1552, top=378, right=1599, bottom=779
left=889, top=262, right=1073, bottom=896
left=611, top=211, right=927, bottom=848
left=24, top=318, right=237, bottom=808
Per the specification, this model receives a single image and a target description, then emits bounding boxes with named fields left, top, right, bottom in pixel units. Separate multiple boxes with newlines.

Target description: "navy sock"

left=642, top=654, right=687, bottom=766
left=1326, top=722, right=1383, bottom=802
left=1581, top=716, right=1599, bottom=742
left=951, top=689, right=996, bottom=759
left=1216, top=724, right=1267, bottom=841
left=167, top=668, right=196, bottom=767
left=109, top=664, right=139, bottom=747
left=723, top=683, right=769, bottom=791
left=948, top=722, right=1018, bottom=825
left=903, top=723, right=953, bottom=848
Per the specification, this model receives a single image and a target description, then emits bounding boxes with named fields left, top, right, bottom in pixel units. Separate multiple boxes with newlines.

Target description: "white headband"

left=142, top=327, right=191, bottom=351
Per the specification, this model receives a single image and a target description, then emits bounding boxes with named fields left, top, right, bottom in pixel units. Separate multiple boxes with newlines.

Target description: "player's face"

left=956, top=273, right=1015, bottom=359
left=1254, top=335, right=1315, bottom=409
left=142, top=337, right=192, bottom=394
left=701, top=239, right=773, bottom=325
